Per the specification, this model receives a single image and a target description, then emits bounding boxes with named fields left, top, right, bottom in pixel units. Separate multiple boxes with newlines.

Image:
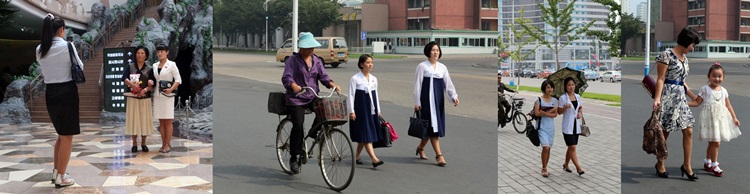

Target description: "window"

left=489, top=38, right=498, bottom=47
left=688, top=1, right=705, bottom=10
left=334, top=38, right=347, bottom=48
left=448, top=38, right=459, bottom=47
left=730, top=46, right=743, bottom=53
left=415, top=38, right=430, bottom=47
left=688, top=16, right=705, bottom=26
left=481, top=0, right=497, bottom=8
left=719, top=46, right=727, bottom=53
left=463, top=38, right=487, bottom=47
left=481, top=21, right=492, bottom=31
left=408, top=19, right=430, bottom=30
left=316, top=40, right=329, bottom=49
left=742, top=2, right=750, bottom=10
left=408, top=0, right=429, bottom=8
left=694, top=46, right=705, bottom=52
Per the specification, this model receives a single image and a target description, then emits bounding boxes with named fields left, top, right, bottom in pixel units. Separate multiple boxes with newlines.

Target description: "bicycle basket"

left=268, top=92, right=287, bottom=115
left=515, top=101, right=523, bottom=109
left=313, top=95, right=348, bottom=123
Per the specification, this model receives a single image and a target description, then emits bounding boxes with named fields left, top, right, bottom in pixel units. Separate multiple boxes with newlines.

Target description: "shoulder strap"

left=66, top=42, right=76, bottom=67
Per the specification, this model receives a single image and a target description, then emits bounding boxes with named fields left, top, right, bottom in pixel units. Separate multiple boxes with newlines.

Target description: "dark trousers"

left=498, top=97, right=511, bottom=126
left=289, top=103, right=321, bottom=159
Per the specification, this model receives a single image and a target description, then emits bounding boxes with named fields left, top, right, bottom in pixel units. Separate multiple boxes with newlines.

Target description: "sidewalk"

left=0, top=123, right=213, bottom=193
left=498, top=91, right=621, bottom=194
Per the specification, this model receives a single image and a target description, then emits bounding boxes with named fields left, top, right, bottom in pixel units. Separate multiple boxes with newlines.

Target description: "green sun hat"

left=298, top=32, right=322, bottom=48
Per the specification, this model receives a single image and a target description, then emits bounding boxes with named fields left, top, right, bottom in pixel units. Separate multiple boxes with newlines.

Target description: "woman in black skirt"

left=347, top=54, right=384, bottom=168
left=413, top=42, right=460, bottom=166
left=35, top=13, right=81, bottom=188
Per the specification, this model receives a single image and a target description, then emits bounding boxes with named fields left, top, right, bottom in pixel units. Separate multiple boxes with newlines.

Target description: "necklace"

left=713, top=88, right=722, bottom=102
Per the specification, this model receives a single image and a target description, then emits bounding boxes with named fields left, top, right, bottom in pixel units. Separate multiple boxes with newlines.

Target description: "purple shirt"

left=281, top=52, right=334, bottom=106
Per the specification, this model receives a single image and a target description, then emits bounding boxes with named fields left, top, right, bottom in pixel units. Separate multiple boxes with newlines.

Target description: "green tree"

left=498, top=8, right=540, bottom=86
left=269, top=0, right=341, bottom=37
left=519, top=0, right=594, bottom=70
left=0, top=0, right=18, bottom=29
left=586, top=0, right=621, bottom=58
left=620, top=13, right=645, bottom=55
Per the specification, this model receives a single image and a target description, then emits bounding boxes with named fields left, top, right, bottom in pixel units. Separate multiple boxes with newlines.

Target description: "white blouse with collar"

left=413, top=60, right=458, bottom=132
left=347, top=72, right=381, bottom=115
left=558, top=93, right=583, bottom=135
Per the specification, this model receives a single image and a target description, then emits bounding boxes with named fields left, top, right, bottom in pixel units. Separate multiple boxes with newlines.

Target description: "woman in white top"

left=152, top=44, right=181, bottom=153
left=347, top=54, right=384, bottom=168
left=557, top=77, right=585, bottom=176
left=35, top=14, right=81, bottom=188
left=413, top=42, right=459, bottom=167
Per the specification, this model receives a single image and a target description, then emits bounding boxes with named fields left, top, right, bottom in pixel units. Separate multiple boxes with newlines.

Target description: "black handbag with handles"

left=373, top=117, right=393, bottom=148
left=66, top=42, right=85, bottom=84
left=408, top=111, right=430, bottom=139
left=159, top=80, right=177, bottom=97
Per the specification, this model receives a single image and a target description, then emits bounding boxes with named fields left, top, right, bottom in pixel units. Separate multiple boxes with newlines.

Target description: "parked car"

left=521, top=68, right=533, bottom=78
left=583, top=69, right=600, bottom=81
left=276, top=37, right=349, bottom=68
left=538, top=68, right=554, bottom=79
left=598, top=66, right=608, bottom=71
left=601, top=71, right=622, bottom=82
left=614, top=65, right=622, bottom=71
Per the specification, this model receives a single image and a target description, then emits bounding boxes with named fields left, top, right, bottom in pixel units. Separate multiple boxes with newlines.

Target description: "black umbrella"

left=546, top=67, right=588, bottom=98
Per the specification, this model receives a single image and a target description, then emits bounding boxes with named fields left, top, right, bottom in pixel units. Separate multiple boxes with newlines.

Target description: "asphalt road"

left=212, top=52, right=497, bottom=193
left=621, top=59, right=750, bottom=193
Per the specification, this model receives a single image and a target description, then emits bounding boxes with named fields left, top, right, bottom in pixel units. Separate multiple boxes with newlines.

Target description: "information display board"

left=102, top=47, right=135, bottom=112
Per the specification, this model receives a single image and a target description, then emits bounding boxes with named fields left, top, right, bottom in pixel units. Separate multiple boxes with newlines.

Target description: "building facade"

left=637, top=2, right=648, bottom=22
left=500, top=0, right=613, bottom=70
left=648, top=0, right=750, bottom=58
left=323, top=0, right=499, bottom=54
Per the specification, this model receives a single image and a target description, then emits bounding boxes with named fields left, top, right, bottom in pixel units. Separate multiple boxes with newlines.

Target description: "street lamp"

left=266, top=16, right=269, bottom=52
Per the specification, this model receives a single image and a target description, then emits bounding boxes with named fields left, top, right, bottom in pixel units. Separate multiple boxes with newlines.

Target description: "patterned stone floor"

left=0, top=123, right=212, bottom=194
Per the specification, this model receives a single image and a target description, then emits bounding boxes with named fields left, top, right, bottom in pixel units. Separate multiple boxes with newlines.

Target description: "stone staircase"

left=30, top=6, right=161, bottom=123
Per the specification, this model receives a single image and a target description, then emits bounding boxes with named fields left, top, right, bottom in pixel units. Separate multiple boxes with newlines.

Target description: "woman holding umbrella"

left=652, top=27, right=701, bottom=180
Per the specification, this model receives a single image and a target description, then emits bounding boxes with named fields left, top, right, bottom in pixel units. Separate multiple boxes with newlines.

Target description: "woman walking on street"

left=536, top=80, right=557, bottom=177
left=36, top=13, right=81, bottom=188
left=347, top=54, right=384, bottom=168
left=413, top=42, right=459, bottom=166
left=558, top=77, right=585, bottom=176
left=652, top=26, right=702, bottom=180
left=153, top=43, right=181, bottom=153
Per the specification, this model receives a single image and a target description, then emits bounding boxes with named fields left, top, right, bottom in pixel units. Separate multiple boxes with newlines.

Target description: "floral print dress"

left=655, top=49, right=695, bottom=132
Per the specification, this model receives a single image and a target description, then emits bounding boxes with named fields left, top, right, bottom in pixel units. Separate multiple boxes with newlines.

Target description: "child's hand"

left=734, top=119, right=741, bottom=127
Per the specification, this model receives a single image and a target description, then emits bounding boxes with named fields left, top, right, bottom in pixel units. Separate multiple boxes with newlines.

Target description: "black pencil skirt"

left=45, top=81, right=80, bottom=135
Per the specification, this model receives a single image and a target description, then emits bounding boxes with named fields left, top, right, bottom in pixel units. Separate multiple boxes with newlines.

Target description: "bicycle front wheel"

left=275, top=118, right=294, bottom=174
left=513, top=112, right=528, bottom=133
left=318, top=127, right=354, bottom=191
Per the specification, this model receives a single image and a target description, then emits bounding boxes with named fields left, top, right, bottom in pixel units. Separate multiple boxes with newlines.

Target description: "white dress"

left=153, top=60, right=182, bottom=119
left=698, top=85, right=741, bottom=142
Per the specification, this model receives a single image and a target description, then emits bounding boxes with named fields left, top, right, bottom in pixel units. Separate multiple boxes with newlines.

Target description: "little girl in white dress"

left=688, top=63, right=741, bottom=177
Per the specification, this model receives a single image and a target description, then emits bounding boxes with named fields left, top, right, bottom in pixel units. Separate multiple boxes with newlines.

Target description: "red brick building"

left=374, top=0, right=498, bottom=31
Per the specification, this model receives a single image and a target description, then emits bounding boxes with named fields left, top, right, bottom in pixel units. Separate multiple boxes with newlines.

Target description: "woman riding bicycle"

left=281, top=32, right=341, bottom=174
left=498, top=74, right=517, bottom=128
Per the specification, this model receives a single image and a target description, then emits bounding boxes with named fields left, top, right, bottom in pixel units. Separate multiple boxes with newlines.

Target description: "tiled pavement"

left=498, top=91, right=621, bottom=194
left=0, top=123, right=212, bottom=194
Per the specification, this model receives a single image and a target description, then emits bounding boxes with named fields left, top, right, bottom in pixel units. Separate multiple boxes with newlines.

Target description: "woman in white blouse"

left=347, top=54, right=384, bottom=168
left=557, top=77, right=585, bottom=176
left=413, top=42, right=459, bottom=167
left=153, top=43, right=181, bottom=153
left=36, top=13, right=81, bottom=188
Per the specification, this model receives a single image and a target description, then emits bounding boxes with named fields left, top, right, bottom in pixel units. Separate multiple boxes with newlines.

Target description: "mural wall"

left=26, top=0, right=128, bottom=23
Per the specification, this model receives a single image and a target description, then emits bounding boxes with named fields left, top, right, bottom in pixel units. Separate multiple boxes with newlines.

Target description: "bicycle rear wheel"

left=513, top=112, right=528, bottom=133
left=318, top=127, right=354, bottom=191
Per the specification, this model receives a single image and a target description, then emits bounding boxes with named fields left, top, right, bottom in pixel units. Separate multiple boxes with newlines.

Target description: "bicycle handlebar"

left=295, top=86, right=344, bottom=98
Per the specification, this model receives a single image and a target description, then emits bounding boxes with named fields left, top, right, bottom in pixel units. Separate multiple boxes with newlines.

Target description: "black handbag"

left=66, top=42, right=85, bottom=84
left=373, top=117, right=392, bottom=148
left=159, top=80, right=177, bottom=97
left=525, top=119, right=540, bottom=147
left=408, top=111, right=430, bottom=139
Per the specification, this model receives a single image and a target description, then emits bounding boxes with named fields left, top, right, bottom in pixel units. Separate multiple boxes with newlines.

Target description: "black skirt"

left=45, top=81, right=80, bottom=135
